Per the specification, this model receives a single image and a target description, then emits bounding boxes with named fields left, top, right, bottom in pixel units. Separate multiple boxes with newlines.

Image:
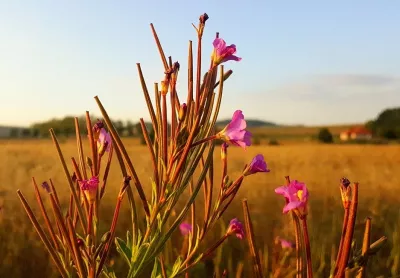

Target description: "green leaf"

left=115, top=237, right=132, bottom=266
left=171, top=256, right=182, bottom=276
left=150, top=258, right=161, bottom=278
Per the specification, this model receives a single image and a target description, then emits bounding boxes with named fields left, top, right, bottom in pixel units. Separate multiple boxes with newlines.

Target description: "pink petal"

left=227, top=110, right=246, bottom=130
left=283, top=201, right=303, bottom=213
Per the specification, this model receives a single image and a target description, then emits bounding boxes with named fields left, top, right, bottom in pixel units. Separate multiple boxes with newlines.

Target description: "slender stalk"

left=49, top=129, right=87, bottom=231
left=137, top=63, right=158, bottom=137
left=242, top=199, right=263, bottom=278
left=191, top=135, right=217, bottom=148
left=100, top=145, right=113, bottom=199
left=195, top=28, right=202, bottom=112
left=150, top=23, right=168, bottom=71
left=160, top=255, right=168, bottom=278
left=189, top=180, right=196, bottom=241
left=292, top=212, right=303, bottom=278
left=94, top=96, right=150, bottom=217
left=67, top=217, right=86, bottom=278
left=140, top=118, right=160, bottom=198
left=187, top=40, right=194, bottom=115
left=357, top=217, right=371, bottom=278
left=49, top=193, right=74, bottom=256
left=96, top=181, right=127, bottom=277
left=336, top=183, right=359, bottom=277
left=301, top=217, right=313, bottom=278
left=161, top=93, right=168, bottom=180
left=17, top=190, right=68, bottom=278
left=85, top=112, right=98, bottom=176
left=87, top=203, right=94, bottom=242
left=113, top=139, right=138, bottom=246
left=32, top=178, right=59, bottom=250
left=334, top=206, right=350, bottom=274
left=75, top=117, right=88, bottom=180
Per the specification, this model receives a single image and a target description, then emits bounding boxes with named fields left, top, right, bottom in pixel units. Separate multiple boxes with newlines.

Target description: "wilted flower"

left=93, top=120, right=104, bottom=133
left=212, top=38, right=241, bottom=66
left=216, top=110, right=251, bottom=149
left=276, top=236, right=295, bottom=249
left=97, top=128, right=112, bottom=154
left=78, top=176, right=99, bottom=203
left=275, top=180, right=309, bottom=214
left=243, top=154, right=270, bottom=176
left=41, top=181, right=51, bottom=193
left=226, top=218, right=245, bottom=239
left=179, top=222, right=192, bottom=236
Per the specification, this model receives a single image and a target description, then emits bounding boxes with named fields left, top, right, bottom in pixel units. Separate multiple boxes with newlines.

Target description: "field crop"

left=1, top=139, right=399, bottom=277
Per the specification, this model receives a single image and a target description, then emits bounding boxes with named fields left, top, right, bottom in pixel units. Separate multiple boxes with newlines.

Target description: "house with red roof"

left=339, top=126, right=372, bottom=141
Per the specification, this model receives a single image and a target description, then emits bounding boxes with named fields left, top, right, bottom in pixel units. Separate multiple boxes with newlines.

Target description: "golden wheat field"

left=1, top=139, right=400, bottom=277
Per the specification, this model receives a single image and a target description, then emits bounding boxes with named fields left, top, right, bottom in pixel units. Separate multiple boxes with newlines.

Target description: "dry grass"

left=1, top=139, right=400, bottom=277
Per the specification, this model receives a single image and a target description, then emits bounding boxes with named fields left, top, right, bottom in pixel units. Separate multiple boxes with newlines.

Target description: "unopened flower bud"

left=243, top=154, right=270, bottom=176
left=179, top=103, right=187, bottom=122
left=223, top=175, right=229, bottom=185
left=71, top=172, right=77, bottom=183
left=100, top=231, right=111, bottom=243
left=199, top=13, right=209, bottom=24
left=76, top=239, right=84, bottom=247
left=86, top=157, right=93, bottom=168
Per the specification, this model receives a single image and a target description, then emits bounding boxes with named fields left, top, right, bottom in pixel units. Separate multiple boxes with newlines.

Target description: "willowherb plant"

left=17, top=13, right=269, bottom=278
left=17, top=13, right=388, bottom=278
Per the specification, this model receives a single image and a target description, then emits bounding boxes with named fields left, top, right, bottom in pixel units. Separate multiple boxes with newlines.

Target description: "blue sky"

left=1, top=1, right=400, bottom=126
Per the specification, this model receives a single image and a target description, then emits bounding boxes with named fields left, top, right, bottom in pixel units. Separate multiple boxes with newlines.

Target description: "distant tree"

left=318, top=128, right=333, bottom=143
left=252, top=135, right=261, bottom=145
left=10, top=128, right=19, bottom=138
left=113, top=120, right=125, bottom=136
left=126, top=120, right=135, bottom=137
left=21, top=129, right=31, bottom=137
left=268, top=138, right=279, bottom=146
left=31, top=128, right=40, bottom=138
left=369, top=107, right=400, bottom=139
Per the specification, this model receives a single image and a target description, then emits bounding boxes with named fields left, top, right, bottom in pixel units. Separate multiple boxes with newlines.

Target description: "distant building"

left=340, top=126, right=372, bottom=141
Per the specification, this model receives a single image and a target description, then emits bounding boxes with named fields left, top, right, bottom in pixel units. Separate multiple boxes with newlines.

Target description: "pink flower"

left=243, top=154, right=270, bottom=176
left=275, top=180, right=309, bottom=214
left=217, top=110, right=251, bottom=149
left=179, top=222, right=192, bottom=236
left=212, top=38, right=241, bottom=66
left=79, top=176, right=99, bottom=203
left=226, top=218, right=245, bottom=240
left=276, top=236, right=295, bottom=249
left=97, top=128, right=112, bottom=153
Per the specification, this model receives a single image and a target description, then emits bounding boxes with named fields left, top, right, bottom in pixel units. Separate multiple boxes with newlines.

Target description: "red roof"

left=341, top=126, right=372, bottom=135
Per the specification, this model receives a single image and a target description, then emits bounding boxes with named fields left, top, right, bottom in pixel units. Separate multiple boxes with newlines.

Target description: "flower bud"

left=178, top=103, right=187, bottom=122
left=86, top=157, right=93, bottom=168
left=100, top=231, right=111, bottom=243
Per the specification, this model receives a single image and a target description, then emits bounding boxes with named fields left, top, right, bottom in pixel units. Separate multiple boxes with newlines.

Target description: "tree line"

left=26, top=115, right=152, bottom=140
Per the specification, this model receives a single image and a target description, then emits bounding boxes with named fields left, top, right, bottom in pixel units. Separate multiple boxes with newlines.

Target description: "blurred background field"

left=1, top=131, right=400, bottom=277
